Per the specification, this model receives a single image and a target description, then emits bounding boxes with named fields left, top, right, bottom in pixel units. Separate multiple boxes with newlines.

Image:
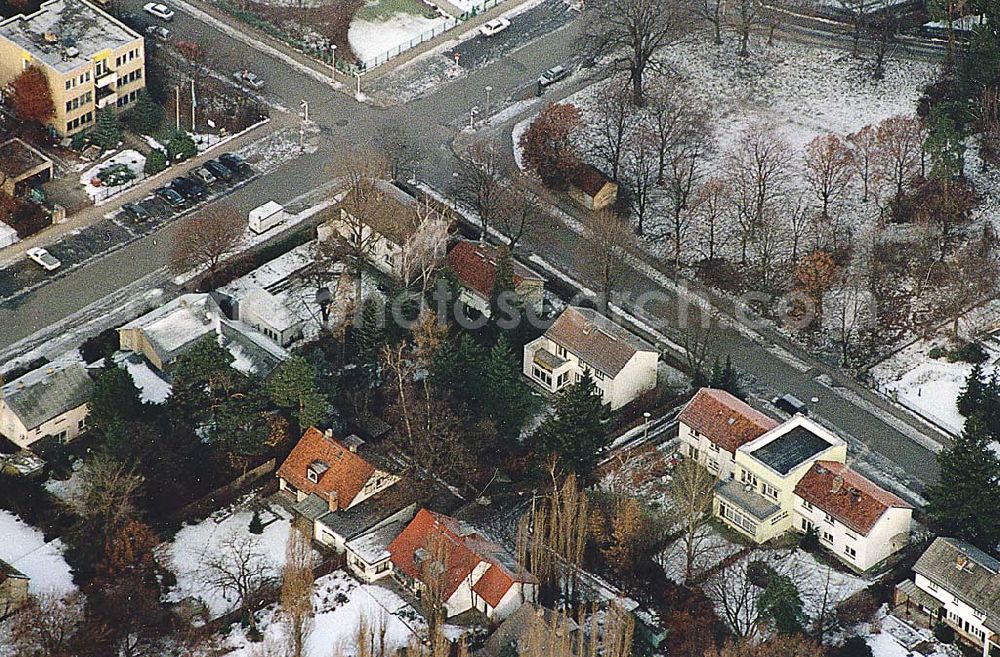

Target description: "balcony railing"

left=96, top=93, right=117, bottom=109
left=95, top=72, right=115, bottom=88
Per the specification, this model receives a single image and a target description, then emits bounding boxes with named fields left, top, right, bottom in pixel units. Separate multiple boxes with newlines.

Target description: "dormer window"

left=307, top=460, right=329, bottom=484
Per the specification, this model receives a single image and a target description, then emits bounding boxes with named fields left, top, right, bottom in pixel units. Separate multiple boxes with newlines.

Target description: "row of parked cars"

left=133, top=152, right=248, bottom=216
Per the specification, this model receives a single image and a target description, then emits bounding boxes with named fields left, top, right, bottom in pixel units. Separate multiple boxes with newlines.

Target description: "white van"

left=249, top=201, right=285, bottom=234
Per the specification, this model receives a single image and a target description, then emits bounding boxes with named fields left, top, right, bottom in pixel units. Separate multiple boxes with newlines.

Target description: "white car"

left=233, top=70, right=264, bottom=90
left=26, top=247, right=61, bottom=272
left=479, top=17, right=511, bottom=37
left=143, top=2, right=174, bottom=20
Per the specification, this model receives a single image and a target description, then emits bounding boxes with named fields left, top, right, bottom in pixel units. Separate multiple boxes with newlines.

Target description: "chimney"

left=831, top=475, right=844, bottom=494
left=328, top=491, right=339, bottom=513
left=956, top=554, right=969, bottom=570
left=324, top=428, right=333, bottom=440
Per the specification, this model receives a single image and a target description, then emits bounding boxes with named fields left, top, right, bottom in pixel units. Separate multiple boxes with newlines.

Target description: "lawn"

left=356, top=0, right=435, bottom=22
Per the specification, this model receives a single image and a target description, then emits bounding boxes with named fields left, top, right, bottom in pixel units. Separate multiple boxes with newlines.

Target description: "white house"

left=236, top=286, right=304, bottom=348
left=388, top=509, right=538, bottom=622
left=344, top=513, right=414, bottom=583
left=318, top=180, right=449, bottom=285
left=898, top=537, right=1000, bottom=656
left=0, top=356, right=93, bottom=449
left=677, top=388, right=779, bottom=480
left=522, top=306, right=659, bottom=410
left=792, top=460, right=912, bottom=572
left=446, top=239, right=545, bottom=318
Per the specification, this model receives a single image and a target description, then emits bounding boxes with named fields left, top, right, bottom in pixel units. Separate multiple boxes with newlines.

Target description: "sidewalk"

left=0, top=117, right=283, bottom=269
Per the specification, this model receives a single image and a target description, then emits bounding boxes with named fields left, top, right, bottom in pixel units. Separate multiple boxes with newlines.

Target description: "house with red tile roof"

left=677, top=388, right=779, bottom=480
left=387, top=508, right=537, bottom=622
left=522, top=307, right=659, bottom=410
left=793, top=461, right=912, bottom=571
left=568, top=164, right=618, bottom=211
left=446, top=240, right=545, bottom=318
left=277, top=427, right=401, bottom=550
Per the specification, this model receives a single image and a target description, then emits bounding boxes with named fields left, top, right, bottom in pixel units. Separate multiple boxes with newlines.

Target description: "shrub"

left=836, top=636, right=873, bottom=657
left=91, top=108, right=123, bottom=150
left=124, top=90, right=165, bottom=134
left=799, top=526, right=820, bottom=551
left=950, top=341, right=988, bottom=364
left=167, top=131, right=197, bottom=161
left=928, top=345, right=945, bottom=359
left=144, top=149, right=168, bottom=175
left=934, top=622, right=956, bottom=644
left=248, top=510, right=263, bottom=534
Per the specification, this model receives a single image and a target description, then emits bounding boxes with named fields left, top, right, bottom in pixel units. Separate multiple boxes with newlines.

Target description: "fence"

left=459, top=0, right=505, bottom=20
left=91, top=169, right=152, bottom=204
left=360, top=16, right=458, bottom=70
left=168, top=457, right=278, bottom=527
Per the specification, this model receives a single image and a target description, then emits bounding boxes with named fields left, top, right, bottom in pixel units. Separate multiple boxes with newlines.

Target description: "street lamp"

left=484, top=85, right=493, bottom=123
left=300, top=98, right=309, bottom=124
left=330, top=44, right=337, bottom=78
left=356, top=72, right=363, bottom=97
left=643, top=411, right=651, bottom=440
left=469, top=105, right=479, bottom=129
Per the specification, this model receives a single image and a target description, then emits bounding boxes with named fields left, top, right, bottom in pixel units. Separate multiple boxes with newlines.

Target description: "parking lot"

left=0, top=157, right=256, bottom=303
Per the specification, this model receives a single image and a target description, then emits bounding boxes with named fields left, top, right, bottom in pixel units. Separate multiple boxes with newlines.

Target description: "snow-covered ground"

left=223, top=571, right=423, bottom=657
left=160, top=497, right=292, bottom=618
left=860, top=606, right=961, bottom=657
left=349, top=12, right=451, bottom=67
left=120, top=355, right=172, bottom=404
left=43, top=459, right=85, bottom=504
left=0, top=510, right=76, bottom=596
left=658, top=525, right=745, bottom=584
left=78, top=149, right=146, bottom=202
left=870, top=337, right=1000, bottom=436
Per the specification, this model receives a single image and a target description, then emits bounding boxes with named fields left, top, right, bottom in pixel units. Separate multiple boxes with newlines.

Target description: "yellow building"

left=0, top=0, right=145, bottom=137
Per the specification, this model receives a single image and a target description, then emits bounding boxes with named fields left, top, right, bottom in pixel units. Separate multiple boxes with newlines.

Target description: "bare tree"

left=847, top=124, right=878, bottom=202
left=731, top=0, right=765, bottom=58
left=495, top=173, right=546, bottom=250
left=825, top=280, right=873, bottom=367
left=692, top=177, right=730, bottom=262
left=698, top=0, right=726, bottom=44
left=73, top=453, right=144, bottom=540
left=374, top=118, right=425, bottom=182
left=587, top=0, right=689, bottom=105
left=170, top=202, right=246, bottom=288
left=786, top=191, right=812, bottom=263
left=457, top=139, right=509, bottom=239
left=803, top=134, right=856, bottom=221
left=198, top=530, right=275, bottom=634
left=592, top=78, right=640, bottom=180
left=728, top=124, right=790, bottom=264
left=703, top=558, right=764, bottom=639
left=7, top=592, right=84, bottom=657
left=580, top=209, right=638, bottom=312
left=281, top=524, right=315, bottom=657
left=669, top=458, right=719, bottom=584
left=660, top=113, right=711, bottom=268
left=622, top=123, right=659, bottom=237
left=873, top=115, right=923, bottom=202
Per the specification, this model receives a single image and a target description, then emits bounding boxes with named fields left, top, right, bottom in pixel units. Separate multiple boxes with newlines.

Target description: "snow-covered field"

left=78, top=149, right=146, bottom=202
left=160, top=498, right=292, bottom=618
left=658, top=525, right=745, bottom=584
left=349, top=12, right=451, bottom=66
left=0, top=510, right=76, bottom=596
left=223, top=571, right=423, bottom=657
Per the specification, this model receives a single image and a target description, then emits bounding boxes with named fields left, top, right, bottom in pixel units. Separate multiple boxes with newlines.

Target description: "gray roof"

left=120, top=294, right=219, bottom=367
left=315, top=486, right=418, bottom=541
left=715, top=479, right=781, bottom=521
left=0, top=0, right=140, bottom=74
left=292, top=493, right=330, bottom=522
left=749, top=425, right=831, bottom=475
left=345, top=514, right=412, bottom=563
left=544, top=307, right=657, bottom=378
left=2, top=359, right=92, bottom=431
left=478, top=604, right=578, bottom=657
left=240, top=287, right=302, bottom=333
left=915, top=537, right=1000, bottom=633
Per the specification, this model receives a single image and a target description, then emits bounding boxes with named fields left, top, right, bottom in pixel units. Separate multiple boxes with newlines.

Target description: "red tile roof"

left=446, top=240, right=544, bottom=300
left=794, top=461, right=913, bottom=536
left=388, top=509, right=535, bottom=608
left=678, top=388, right=779, bottom=454
left=276, top=427, right=377, bottom=509
left=571, top=164, right=614, bottom=197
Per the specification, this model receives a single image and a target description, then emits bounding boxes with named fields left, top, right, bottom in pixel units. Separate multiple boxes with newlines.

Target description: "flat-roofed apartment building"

left=0, top=0, right=144, bottom=137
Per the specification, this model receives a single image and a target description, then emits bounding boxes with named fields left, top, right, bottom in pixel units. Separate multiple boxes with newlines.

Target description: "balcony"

left=96, top=92, right=117, bottom=109
left=95, top=72, right=116, bottom=88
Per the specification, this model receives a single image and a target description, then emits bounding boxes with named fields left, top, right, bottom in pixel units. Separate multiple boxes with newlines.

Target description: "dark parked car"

left=121, top=202, right=152, bottom=222
left=155, top=186, right=186, bottom=208
left=773, top=394, right=809, bottom=416
left=170, top=176, right=205, bottom=201
left=217, top=152, right=247, bottom=173
left=204, top=159, right=234, bottom=181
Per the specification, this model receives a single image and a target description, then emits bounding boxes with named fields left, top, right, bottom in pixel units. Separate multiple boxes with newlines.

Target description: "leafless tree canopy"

left=170, top=202, right=246, bottom=288
left=281, top=524, right=316, bottom=657
left=457, top=139, right=510, bottom=239
left=198, top=529, right=275, bottom=632
left=669, top=458, right=719, bottom=584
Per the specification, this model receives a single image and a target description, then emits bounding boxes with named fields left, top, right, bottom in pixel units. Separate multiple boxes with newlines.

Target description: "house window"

left=802, top=500, right=813, bottom=511
left=925, top=581, right=938, bottom=592
left=556, top=371, right=569, bottom=388
left=710, top=442, right=720, bottom=452
left=822, top=531, right=834, bottom=544
left=824, top=512, right=835, bottom=525
left=708, top=458, right=719, bottom=472
left=556, top=345, right=567, bottom=358
left=845, top=545, right=857, bottom=559
left=741, top=470, right=758, bottom=488
left=761, top=482, right=779, bottom=500
left=719, top=502, right=757, bottom=536
left=375, top=561, right=390, bottom=574
left=532, top=366, right=552, bottom=387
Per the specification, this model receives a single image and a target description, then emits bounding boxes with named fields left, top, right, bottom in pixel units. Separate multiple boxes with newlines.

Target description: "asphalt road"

left=0, top=0, right=943, bottom=489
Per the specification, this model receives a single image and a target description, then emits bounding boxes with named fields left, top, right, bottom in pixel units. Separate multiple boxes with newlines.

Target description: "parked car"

left=143, top=2, right=174, bottom=20
left=192, top=167, right=217, bottom=186
left=204, top=159, right=234, bottom=181
left=145, top=24, right=171, bottom=40
left=26, top=247, right=61, bottom=272
left=155, top=186, right=186, bottom=208
left=537, top=65, right=570, bottom=92
left=773, top=393, right=809, bottom=416
left=479, top=17, right=511, bottom=37
left=171, top=176, right=205, bottom=201
left=233, top=70, right=264, bottom=90
left=122, top=202, right=152, bottom=222
left=218, top=152, right=247, bottom=173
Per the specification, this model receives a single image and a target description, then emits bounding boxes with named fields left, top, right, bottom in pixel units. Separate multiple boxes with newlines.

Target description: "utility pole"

left=175, top=85, right=180, bottom=132
left=190, top=79, right=196, bottom=132
left=300, top=98, right=309, bottom=124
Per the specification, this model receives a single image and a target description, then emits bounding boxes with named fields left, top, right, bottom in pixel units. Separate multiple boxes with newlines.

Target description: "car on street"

left=218, top=152, right=247, bottom=173
left=121, top=202, right=152, bottom=222
left=143, top=2, right=174, bottom=20
left=171, top=176, right=205, bottom=201
left=192, top=167, right=217, bottom=186
left=537, top=65, right=570, bottom=91
left=773, top=393, right=809, bottom=416
left=233, top=70, right=264, bottom=90
left=204, top=159, right=234, bottom=181
left=145, top=24, right=171, bottom=40
left=155, top=186, right=186, bottom=208
left=479, top=17, right=511, bottom=37
left=26, top=247, right=61, bottom=272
